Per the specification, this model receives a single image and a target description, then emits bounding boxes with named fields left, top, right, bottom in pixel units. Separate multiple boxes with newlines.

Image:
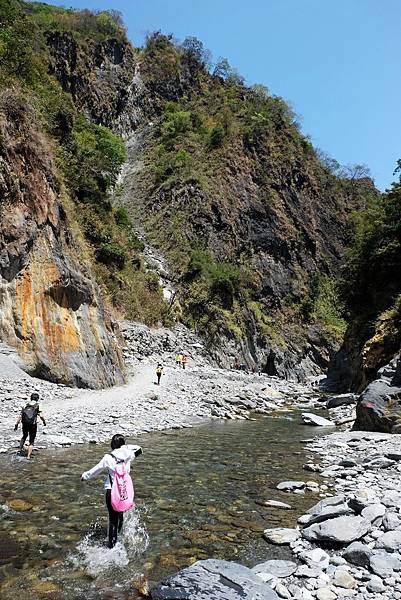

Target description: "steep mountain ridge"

left=0, top=1, right=372, bottom=384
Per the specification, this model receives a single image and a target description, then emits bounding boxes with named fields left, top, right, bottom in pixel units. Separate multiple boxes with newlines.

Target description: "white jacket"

left=81, top=444, right=142, bottom=490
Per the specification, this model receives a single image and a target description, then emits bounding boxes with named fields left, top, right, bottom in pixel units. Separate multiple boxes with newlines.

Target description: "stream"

left=0, top=412, right=326, bottom=599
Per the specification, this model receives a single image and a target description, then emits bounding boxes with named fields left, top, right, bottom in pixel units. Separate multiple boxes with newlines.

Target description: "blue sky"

left=45, top=0, right=400, bottom=190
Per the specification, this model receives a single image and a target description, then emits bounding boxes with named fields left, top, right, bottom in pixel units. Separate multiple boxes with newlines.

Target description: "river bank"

left=152, top=429, right=401, bottom=600
left=0, top=322, right=324, bottom=454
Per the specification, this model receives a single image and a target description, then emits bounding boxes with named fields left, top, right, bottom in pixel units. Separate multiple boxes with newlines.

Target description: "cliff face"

left=326, top=175, right=401, bottom=392
left=0, top=2, right=369, bottom=384
left=42, top=27, right=362, bottom=380
left=0, top=90, right=125, bottom=387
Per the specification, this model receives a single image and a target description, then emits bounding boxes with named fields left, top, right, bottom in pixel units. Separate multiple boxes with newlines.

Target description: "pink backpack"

left=110, top=458, right=135, bottom=512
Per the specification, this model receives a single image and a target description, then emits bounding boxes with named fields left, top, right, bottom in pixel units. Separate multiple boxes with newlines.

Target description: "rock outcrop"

left=0, top=90, right=125, bottom=387
left=353, top=355, right=401, bottom=433
left=150, top=559, right=279, bottom=600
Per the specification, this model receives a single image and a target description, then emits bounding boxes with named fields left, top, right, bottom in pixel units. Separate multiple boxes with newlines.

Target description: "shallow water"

left=0, top=412, right=326, bottom=599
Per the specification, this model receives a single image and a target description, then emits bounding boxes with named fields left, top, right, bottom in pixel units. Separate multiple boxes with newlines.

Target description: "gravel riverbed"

left=2, top=322, right=399, bottom=600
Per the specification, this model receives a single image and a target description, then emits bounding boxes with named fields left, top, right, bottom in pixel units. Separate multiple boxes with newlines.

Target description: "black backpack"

left=22, top=404, right=38, bottom=425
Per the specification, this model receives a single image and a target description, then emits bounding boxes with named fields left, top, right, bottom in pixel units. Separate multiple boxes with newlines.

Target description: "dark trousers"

left=157, top=372, right=161, bottom=385
left=105, top=489, right=123, bottom=548
left=20, top=423, right=37, bottom=447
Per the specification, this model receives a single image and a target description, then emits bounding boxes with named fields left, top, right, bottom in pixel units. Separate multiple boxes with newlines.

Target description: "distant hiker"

left=156, top=363, right=164, bottom=385
left=14, top=393, right=46, bottom=459
left=175, top=352, right=182, bottom=366
left=181, top=354, right=188, bottom=370
left=81, top=434, right=142, bottom=549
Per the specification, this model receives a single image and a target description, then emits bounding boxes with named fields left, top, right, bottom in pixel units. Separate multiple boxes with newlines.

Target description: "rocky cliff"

left=0, top=2, right=370, bottom=384
left=66, top=32, right=364, bottom=380
left=326, top=167, right=401, bottom=392
left=0, top=88, right=125, bottom=387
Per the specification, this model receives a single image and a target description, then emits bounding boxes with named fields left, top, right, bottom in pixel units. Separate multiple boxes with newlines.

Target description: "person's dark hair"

left=111, top=434, right=125, bottom=450
left=31, top=392, right=39, bottom=402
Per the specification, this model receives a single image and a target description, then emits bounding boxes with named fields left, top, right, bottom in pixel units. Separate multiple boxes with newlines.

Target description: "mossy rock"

left=8, top=499, right=33, bottom=512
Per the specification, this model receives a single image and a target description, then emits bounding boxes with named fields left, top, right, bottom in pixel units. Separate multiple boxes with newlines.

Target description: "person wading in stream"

left=14, top=393, right=47, bottom=459
left=81, top=434, right=142, bottom=548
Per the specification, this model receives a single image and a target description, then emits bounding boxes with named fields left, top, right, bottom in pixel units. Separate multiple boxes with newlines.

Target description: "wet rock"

left=258, top=500, right=292, bottom=510
left=150, top=559, right=279, bottom=599
left=302, top=515, right=371, bottom=544
left=276, top=481, right=305, bottom=492
left=8, top=499, right=33, bottom=512
left=301, top=413, right=333, bottom=427
left=32, top=581, right=59, bottom=596
left=264, top=528, right=301, bottom=545
left=252, top=560, right=297, bottom=578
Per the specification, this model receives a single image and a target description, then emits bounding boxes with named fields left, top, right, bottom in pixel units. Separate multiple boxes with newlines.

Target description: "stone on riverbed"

left=375, top=530, right=401, bottom=552
left=150, top=559, right=279, bottom=599
left=252, top=559, right=297, bottom=578
left=306, top=495, right=353, bottom=525
left=276, top=481, right=305, bottom=491
left=342, top=541, right=372, bottom=567
left=257, top=500, right=292, bottom=510
left=301, top=413, right=333, bottom=427
left=264, top=528, right=300, bottom=545
left=360, top=503, right=386, bottom=523
left=302, top=515, right=371, bottom=544
left=299, top=548, right=330, bottom=570
left=369, top=552, right=401, bottom=577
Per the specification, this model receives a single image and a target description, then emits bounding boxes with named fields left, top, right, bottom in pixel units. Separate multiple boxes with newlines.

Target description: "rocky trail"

left=0, top=321, right=320, bottom=454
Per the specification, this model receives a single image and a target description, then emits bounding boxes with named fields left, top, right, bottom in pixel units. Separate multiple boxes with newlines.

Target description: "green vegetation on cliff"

left=134, top=32, right=363, bottom=359
left=339, top=164, right=401, bottom=378
left=0, top=0, right=165, bottom=324
left=1, top=3, right=371, bottom=372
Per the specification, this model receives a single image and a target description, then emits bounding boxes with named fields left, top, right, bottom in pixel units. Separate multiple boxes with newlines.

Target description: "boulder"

left=306, top=495, right=353, bottom=525
left=326, top=394, right=358, bottom=409
left=342, top=541, right=372, bottom=567
left=302, top=515, right=371, bottom=544
left=301, top=413, right=333, bottom=427
left=353, top=375, right=401, bottom=433
left=150, top=559, right=279, bottom=599
left=376, top=530, right=401, bottom=552
left=369, top=552, right=401, bottom=577
left=264, top=528, right=300, bottom=545
left=252, top=560, right=297, bottom=578
left=361, top=503, right=386, bottom=524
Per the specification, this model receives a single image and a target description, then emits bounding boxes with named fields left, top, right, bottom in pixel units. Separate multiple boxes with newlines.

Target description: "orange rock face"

left=0, top=90, right=125, bottom=388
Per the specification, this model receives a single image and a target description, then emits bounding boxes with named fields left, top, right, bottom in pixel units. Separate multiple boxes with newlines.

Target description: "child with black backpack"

left=14, top=393, right=47, bottom=459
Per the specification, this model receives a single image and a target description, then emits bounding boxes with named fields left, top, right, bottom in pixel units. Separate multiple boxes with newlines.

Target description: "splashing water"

left=72, top=507, right=150, bottom=578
